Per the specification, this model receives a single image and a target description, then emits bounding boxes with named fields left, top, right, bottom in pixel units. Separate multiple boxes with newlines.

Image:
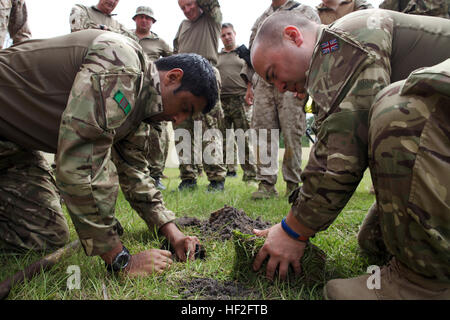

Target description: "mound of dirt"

left=175, top=205, right=273, bottom=241
left=179, top=277, right=261, bottom=300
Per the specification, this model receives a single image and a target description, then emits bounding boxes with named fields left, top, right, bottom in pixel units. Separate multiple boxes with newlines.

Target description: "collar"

left=92, top=5, right=117, bottom=17
left=137, top=62, right=164, bottom=123
left=136, top=31, right=159, bottom=41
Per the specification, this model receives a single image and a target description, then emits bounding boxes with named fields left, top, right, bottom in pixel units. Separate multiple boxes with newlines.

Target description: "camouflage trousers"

left=0, top=140, right=69, bottom=252
left=174, top=102, right=227, bottom=182
left=147, top=121, right=170, bottom=179
left=252, top=77, right=306, bottom=185
left=358, top=80, right=450, bottom=282
left=221, top=94, right=257, bottom=181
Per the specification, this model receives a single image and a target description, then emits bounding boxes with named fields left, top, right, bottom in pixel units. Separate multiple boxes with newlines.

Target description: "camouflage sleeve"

left=354, top=0, right=374, bottom=10
left=292, top=63, right=391, bottom=232
left=403, top=0, right=450, bottom=18
left=8, top=0, right=31, bottom=43
left=112, top=123, right=176, bottom=231
left=197, top=0, right=222, bottom=24
left=55, top=33, right=145, bottom=256
left=378, top=0, right=398, bottom=10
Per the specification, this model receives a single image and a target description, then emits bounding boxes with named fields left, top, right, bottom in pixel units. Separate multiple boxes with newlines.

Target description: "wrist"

left=281, top=217, right=310, bottom=243
left=100, top=242, right=124, bottom=264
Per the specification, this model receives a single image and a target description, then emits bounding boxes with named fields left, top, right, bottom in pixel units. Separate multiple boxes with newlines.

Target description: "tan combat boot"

left=324, top=257, right=450, bottom=300
left=251, top=181, right=278, bottom=200
left=286, top=181, right=299, bottom=197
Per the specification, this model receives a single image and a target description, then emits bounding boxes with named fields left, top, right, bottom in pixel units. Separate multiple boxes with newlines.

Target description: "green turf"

left=0, top=163, right=376, bottom=300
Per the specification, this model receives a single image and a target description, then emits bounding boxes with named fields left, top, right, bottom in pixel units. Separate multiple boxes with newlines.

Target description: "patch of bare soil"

left=175, top=205, right=273, bottom=240
left=178, top=277, right=261, bottom=300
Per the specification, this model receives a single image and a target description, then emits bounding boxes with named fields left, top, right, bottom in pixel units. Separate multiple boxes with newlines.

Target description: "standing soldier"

left=217, top=23, right=257, bottom=184
left=0, top=29, right=218, bottom=275
left=133, top=6, right=173, bottom=190
left=244, top=0, right=320, bottom=200
left=250, top=9, right=450, bottom=299
left=70, top=0, right=137, bottom=40
left=174, top=0, right=227, bottom=192
left=316, top=0, right=373, bottom=24
left=379, top=0, right=450, bottom=18
left=0, top=0, right=31, bottom=48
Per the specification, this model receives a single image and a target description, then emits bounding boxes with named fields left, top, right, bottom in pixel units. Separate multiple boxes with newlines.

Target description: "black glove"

left=236, top=44, right=252, bottom=69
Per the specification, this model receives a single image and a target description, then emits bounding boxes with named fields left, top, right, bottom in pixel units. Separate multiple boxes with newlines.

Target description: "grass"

left=0, top=162, right=376, bottom=300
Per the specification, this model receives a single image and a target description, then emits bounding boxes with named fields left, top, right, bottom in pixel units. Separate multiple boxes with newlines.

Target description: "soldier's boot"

left=285, top=181, right=299, bottom=197
left=324, top=257, right=450, bottom=300
left=153, top=177, right=166, bottom=190
left=226, top=170, right=237, bottom=178
left=178, top=179, right=198, bottom=191
left=251, top=181, right=278, bottom=200
left=207, top=180, right=225, bottom=192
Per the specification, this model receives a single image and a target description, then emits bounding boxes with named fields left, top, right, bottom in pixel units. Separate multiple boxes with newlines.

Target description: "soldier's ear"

left=163, top=68, right=184, bottom=86
left=283, top=26, right=303, bottom=47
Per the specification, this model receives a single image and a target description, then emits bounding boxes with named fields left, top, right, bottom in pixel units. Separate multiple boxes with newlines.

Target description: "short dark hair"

left=155, top=53, right=218, bottom=114
left=222, top=23, right=234, bottom=30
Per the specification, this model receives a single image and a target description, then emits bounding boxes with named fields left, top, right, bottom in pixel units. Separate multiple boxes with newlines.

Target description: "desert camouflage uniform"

left=69, top=4, right=138, bottom=41
left=173, top=0, right=226, bottom=182
left=247, top=1, right=320, bottom=188
left=379, top=0, right=450, bottom=18
left=0, top=0, right=31, bottom=48
left=139, top=31, right=173, bottom=180
left=317, top=0, right=373, bottom=24
left=289, top=9, right=450, bottom=281
left=0, top=30, right=176, bottom=255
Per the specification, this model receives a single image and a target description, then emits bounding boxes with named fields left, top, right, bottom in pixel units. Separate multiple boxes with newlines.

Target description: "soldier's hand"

left=159, top=222, right=200, bottom=262
left=124, top=249, right=173, bottom=277
left=252, top=223, right=306, bottom=281
left=171, top=235, right=200, bottom=262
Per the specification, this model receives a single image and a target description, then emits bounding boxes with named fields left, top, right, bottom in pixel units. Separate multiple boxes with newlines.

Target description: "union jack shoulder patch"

left=321, top=38, right=339, bottom=55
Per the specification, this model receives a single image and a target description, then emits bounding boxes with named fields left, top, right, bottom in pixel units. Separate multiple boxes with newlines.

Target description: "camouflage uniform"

left=317, top=0, right=373, bottom=24
left=69, top=4, right=138, bottom=41
left=289, top=9, right=450, bottom=281
left=379, top=0, right=450, bottom=18
left=0, top=30, right=176, bottom=256
left=0, top=0, right=31, bottom=48
left=174, top=0, right=226, bottom=183
left=247, top=1, right=320, bottom=193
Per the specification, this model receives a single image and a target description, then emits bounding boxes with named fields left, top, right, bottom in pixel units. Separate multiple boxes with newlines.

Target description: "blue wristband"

left=281, top=217, right=309, bottom=242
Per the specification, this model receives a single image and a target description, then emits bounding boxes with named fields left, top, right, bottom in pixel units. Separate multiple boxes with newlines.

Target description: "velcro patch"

left=113, top=90, right=132, bottom=115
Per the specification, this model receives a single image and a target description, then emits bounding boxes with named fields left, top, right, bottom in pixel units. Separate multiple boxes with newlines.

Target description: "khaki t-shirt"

left=173, top=1, right=222, bottom=65
left=217, top=49, right=247, bottom=96
left=139, top=32, right=173, bottom=62
left=0, top=29, right=104, bottom=152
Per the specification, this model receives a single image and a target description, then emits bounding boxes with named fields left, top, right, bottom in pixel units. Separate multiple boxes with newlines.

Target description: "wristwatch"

left=106, top=245, right=131, bottom=273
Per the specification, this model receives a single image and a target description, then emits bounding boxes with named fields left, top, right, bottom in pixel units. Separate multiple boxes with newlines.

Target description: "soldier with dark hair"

left=0, top=30, right=218, bottom=276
